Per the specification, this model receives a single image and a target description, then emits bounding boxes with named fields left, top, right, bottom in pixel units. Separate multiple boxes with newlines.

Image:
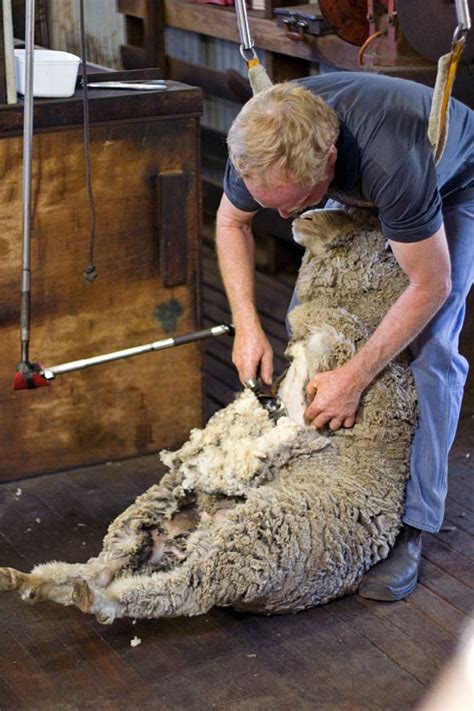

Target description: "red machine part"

left=319, top=1, right=473, bottom=62
left=319, top=0, right=443, bottom=68
left=13, top=362, right=50, bottom=390
left=318, top=0, right=371, bottom=46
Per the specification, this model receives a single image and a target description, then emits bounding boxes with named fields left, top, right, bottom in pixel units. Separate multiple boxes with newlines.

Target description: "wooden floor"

left=0, top=244, right=473, bottom=710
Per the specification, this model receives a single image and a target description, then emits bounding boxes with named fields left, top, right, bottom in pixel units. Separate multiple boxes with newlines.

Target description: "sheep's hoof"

left=95, top=610, right=115, bottom=625
left=0, top=567, right=20, bottom=592
left=72, top=579, right=94, bottom=614
left=21, top=586, right=42, bottom=603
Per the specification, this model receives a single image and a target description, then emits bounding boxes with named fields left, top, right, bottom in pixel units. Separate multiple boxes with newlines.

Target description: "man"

left=215, top=73, right=474, bottom=601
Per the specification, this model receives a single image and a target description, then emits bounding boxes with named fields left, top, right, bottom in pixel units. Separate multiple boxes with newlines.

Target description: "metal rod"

left=20, top=0, right=35, bottom=364
left=234, top=0, right=254, bottom=51
left=41, top=324, right=234, bottom=380
left=2, top=0, right=17, bottom=104
left=455, top=0, right=471, bottom=32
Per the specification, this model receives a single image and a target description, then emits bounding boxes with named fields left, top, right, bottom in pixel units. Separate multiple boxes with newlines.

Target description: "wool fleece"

left=0, top=207, right=417, bottom=624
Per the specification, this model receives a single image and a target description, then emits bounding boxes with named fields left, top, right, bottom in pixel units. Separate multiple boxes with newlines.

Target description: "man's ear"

left=327, top=144, right=338, bottom=168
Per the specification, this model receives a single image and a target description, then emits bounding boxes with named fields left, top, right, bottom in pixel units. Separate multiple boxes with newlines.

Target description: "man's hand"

left=232, top=326, right=273, bottom=385
left=304, top=365, right=364, bottom=431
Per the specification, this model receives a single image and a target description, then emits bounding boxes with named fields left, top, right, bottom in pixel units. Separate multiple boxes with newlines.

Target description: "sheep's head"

left=292, top=208, right=359, bottom=256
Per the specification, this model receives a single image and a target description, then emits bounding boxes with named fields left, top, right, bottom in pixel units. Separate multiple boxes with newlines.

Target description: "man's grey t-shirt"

left=223, top=72, right=474, bottom=243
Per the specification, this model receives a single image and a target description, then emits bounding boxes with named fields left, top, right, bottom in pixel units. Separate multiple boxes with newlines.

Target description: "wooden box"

left=0, top=81, right=204, bottom=480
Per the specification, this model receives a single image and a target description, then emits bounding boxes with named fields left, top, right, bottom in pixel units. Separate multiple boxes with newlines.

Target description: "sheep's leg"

left=72, top=556, right=217, bottom=624
left=0, top=567, right=34, bottom=594
left=0, top=556, right=129, bottom=606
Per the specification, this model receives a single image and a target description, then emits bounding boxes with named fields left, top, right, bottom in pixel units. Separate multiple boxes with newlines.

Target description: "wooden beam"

left=163, top=0, right=360, bottom=70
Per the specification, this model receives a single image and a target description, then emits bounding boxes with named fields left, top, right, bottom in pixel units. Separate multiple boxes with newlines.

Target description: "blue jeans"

left=404, top=195, right=474, bottom=532
left=287, top=196, right=474, bottom=533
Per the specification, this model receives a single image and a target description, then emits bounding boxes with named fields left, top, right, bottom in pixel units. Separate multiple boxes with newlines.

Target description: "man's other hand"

left=304, top=365, right=364, bottom=431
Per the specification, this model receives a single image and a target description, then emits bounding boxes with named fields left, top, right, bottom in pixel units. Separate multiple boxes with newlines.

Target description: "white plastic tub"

left=14, top=49, right=81, bottom=98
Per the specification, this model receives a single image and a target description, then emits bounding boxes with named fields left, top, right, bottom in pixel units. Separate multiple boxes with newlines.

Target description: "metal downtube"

left=20, top=0, right=35, bottom=364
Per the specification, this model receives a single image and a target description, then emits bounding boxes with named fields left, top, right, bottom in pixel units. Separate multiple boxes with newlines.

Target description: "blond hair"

left=227, top=82, right=340, bottom=188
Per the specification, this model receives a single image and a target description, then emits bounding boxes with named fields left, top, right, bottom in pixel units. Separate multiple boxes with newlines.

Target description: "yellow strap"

left=435, top=37, right=466, bottom=163
left=247, top=58, right=260, bottom=69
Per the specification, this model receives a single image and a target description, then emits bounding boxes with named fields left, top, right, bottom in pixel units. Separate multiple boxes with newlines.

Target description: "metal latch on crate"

left=274, top=3, right=332, bottom=41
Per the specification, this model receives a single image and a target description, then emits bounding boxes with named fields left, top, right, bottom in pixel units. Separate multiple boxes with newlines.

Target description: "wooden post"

left=118, top=0, right=166, bottom=73
left=3, top=0, right=17, bottom=103
left=0, top=1, right=6, bottom=104
left=12, top=0, right=49, bottom=45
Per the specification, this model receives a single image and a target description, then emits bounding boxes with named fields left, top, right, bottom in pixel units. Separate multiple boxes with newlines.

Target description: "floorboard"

left=0, top=240, right=472, bottom=710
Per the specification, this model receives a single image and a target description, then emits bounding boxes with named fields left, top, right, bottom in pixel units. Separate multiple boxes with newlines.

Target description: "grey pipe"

left=455, top=0, right=471, bottom=32
left=40, top=324, right=234, bottom=380
left=20, top=0, right=35, bottom=364
left=234, top=0, right=254, bottom=51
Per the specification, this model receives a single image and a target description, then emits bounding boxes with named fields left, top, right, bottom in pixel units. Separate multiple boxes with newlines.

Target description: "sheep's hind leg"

left=71, top=549, right=219, bottom=624
left=0, top=567, right=31, bottom=593
left=72, top=566, right=211, bottom=624
left=0, top=566, right=53, bottom=603
left=0, top=556, right=129, bottom=607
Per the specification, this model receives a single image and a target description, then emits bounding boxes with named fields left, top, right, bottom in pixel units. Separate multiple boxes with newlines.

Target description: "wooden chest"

left=0, top=81, right=204, bottom=480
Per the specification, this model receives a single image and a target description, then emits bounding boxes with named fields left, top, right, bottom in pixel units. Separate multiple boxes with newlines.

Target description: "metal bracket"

left=281, top=17, right=309, bottom=42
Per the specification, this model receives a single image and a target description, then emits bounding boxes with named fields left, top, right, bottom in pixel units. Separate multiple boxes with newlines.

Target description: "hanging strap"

left=428, top=0, right=471, bottom=164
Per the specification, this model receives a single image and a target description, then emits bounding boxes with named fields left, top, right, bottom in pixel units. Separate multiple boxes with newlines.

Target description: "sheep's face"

left=292, top=208, right=357, bottom=256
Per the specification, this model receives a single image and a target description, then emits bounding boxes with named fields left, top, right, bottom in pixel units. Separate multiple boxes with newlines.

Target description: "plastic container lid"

left=14, top=49, right=81, bottom=65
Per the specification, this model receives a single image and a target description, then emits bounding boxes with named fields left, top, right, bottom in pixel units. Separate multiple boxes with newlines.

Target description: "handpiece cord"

left=79, top=0, right=97, bottom=282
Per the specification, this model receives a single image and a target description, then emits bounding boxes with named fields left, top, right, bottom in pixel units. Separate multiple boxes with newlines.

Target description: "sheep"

left=0, top=206, right=417, bottom=624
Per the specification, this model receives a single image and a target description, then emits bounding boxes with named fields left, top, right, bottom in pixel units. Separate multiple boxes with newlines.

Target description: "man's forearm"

left=215, top=220, right=259, bottom=329
left=345, top=282, right=450, bottom=388
left=215, top=196, right=274, bottom=383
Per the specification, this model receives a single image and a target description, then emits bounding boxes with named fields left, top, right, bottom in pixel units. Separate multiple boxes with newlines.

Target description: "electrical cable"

left=357, top=30, right=385, bottom=66
left=79, top=0, right=97, bottom=282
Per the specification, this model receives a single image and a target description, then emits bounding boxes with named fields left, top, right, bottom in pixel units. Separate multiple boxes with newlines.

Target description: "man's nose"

left=278, top=209, right=291, bottom=219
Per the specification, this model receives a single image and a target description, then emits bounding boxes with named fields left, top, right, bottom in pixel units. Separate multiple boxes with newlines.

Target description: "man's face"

left=244, top=178, right=330, bottom=219
left=243, top=146, right=337, bottom=220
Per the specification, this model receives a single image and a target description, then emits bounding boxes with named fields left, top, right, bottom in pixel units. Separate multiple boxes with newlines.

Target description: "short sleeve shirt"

left=224, top=72, right=474, bottom=243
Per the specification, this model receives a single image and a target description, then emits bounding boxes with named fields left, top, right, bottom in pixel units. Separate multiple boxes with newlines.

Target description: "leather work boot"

left=358, top=525, right=422, bottom=601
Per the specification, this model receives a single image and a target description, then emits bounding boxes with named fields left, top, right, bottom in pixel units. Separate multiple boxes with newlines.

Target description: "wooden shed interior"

left=0, top=1, right=473, bottom=709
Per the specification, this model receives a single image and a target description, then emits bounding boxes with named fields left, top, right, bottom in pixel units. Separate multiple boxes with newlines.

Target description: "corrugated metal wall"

left=47, top=0, right=125, bottom=69
left=164, top=28, right=325, bottom=131
left=165, top=27, right=267, bottom=132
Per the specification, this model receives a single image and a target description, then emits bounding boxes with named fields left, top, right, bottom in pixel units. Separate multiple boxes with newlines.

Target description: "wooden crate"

left=0, top=81, right=204, bottom=480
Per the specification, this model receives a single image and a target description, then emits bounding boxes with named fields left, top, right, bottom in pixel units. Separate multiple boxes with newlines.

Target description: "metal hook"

left=239, top=44, right=258, bottom=63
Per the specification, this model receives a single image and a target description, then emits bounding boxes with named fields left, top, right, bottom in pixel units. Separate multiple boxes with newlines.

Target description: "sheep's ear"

left=292, top=208, right=356, bottom=256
